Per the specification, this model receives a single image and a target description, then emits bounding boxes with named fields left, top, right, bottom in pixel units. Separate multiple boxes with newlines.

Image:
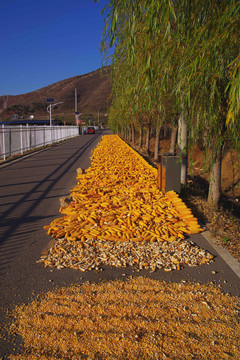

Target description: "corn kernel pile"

left=9, top=277, right=240, bottom=359
left=40, top=135, right=213, bottom=271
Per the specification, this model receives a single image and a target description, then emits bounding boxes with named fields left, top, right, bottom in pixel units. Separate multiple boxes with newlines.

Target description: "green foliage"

left=31, top=102, right=47, bottom=112
left=98, top=0, right=240, bottom=189
left=222, top=237, right=230, bottom=243
left=7, top=104, right=31, bottom=116
left=7, top=102, right=47, bottom=116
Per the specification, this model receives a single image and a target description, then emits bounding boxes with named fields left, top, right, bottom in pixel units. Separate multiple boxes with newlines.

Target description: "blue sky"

left=0, top=0, right=111, bottom=95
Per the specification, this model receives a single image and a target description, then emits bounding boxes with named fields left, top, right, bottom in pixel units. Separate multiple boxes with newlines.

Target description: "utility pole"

left=75, top=88, right=80, bottom=126
left=75, top=88, right=77, bottom=113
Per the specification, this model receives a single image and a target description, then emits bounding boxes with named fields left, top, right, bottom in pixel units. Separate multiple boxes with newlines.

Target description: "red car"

left=86, top=126, right=95, bottom=134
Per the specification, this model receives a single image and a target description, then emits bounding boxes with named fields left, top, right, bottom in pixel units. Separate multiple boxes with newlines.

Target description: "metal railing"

left=0, top=124, right=79, bottom=161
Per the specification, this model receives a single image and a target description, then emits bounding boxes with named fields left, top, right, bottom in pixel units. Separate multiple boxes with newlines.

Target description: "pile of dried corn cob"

left=39, top=135, right=213, bottom=271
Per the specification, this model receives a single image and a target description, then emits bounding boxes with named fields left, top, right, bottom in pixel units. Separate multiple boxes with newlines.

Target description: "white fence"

left=0, top=124, right=79, bottom=161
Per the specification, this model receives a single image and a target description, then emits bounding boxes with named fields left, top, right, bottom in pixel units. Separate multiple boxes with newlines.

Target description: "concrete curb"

left=202, top=230, right=240, bottom=279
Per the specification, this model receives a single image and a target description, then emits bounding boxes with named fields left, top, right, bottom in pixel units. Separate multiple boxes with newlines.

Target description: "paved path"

left=0, top=132, right=105, bottom=357
left=0, top=131, right=239, bottom=359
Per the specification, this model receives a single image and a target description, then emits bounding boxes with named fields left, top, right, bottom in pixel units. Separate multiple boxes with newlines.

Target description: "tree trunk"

left=146, top=124, right=151, bottom=154
left=128, top=126, right=132, bottom=141
left=131, top=124, right=135, bottom=144
left=139, top=126, right=143, bottom=148
left=163, top=126, right=169, bottom=139
left=169, top=124, right=178, bottom=154
left=208, top=150, right=222, bottom=208
left=160, top=126, right=164, bottom=140
left=120, top=125, right=124, bottom=137
left=154, top=125, right=161, bottom=161
left=177, top=111, right=188, bottom=185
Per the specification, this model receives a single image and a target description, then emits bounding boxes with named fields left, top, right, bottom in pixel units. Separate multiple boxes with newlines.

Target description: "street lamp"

left=47, top=102, right=64, bottom=144
left=47, top=102, right=64, bottom=126
left=75, top=112, right=82, bottom=126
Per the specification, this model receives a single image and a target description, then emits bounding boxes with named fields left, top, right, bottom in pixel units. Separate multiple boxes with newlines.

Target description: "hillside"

left=0, top=66, right=112, bottom=123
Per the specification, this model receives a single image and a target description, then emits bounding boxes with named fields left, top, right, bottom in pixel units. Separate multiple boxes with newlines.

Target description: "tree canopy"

left=97, top=0, right=240, bottom=207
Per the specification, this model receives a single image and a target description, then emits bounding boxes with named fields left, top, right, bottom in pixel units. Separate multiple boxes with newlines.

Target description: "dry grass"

left=9, top=277, right=240, bottom=359
left=181, top=185, right=240, bottom=261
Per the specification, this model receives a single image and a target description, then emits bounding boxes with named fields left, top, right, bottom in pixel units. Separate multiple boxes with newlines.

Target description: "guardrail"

left=0, top=124, right=79, bottom=161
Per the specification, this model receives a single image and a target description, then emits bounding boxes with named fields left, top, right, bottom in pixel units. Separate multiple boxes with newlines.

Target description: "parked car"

left=86, top=126, right=95, bottom=134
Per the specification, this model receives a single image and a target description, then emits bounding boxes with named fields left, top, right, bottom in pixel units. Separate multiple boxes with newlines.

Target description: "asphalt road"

left=0, top=130, right=239, bottom=359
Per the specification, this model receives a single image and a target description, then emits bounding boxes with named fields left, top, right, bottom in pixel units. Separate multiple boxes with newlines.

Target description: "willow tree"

left=97, top=0, right=240, bottom=206
left=107, top=31, right=134, bottom=137
left=105, top=12, right=145, bottom=143
left=178, top=0, right=240, bottom=207
left=98, top=0, right=190, bottom=181
left=97, top=0, right=173, bottom=153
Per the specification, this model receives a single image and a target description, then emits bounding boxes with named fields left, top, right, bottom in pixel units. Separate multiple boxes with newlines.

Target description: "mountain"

left=0, top=66, right=112, bottom=123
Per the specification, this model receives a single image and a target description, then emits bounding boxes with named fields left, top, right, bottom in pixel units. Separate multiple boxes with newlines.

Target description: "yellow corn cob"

left=44, top=135, right=203, bottom=246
